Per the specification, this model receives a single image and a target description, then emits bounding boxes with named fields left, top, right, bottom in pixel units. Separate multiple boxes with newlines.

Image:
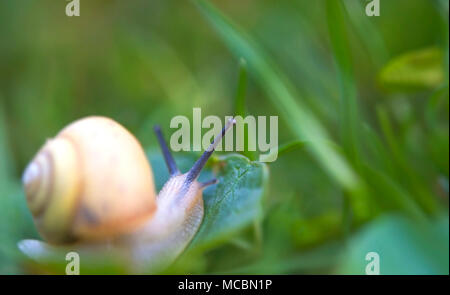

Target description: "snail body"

left=21, top=116, right=235, bottom=272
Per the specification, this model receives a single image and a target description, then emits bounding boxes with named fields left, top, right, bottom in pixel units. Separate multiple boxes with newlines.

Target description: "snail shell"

left=22, top=116, right=156, bottom=244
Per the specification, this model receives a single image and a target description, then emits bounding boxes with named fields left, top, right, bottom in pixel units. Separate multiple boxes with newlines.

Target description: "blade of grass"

left=277, top=140, right=305, bottom=158
left=259, top=140, right=305, bottom=164
left=376, top=106, right=437, bottom=214
left=343, top=0, right=389, bottom=68
left=234, top=58, right=247, bottom=118
left=362, top=164, right=427, bottom=222
left=194, top=0, right=371, bottom=221
left=256, top=7, right=340, bottom=124
left=425, top=86, right=449, bottom=176
left=362, top=124, right=396, bottom=177
left=118, top=29, right=209, bottom=110
left=432, top=0, right=449, bottom=79
left=326, top=0, right=366, bottom=231
left=425, top=85, right=449, bottom=130
left=325, top=0, right=360, bottom=165
left=233, top=58, right=257, bottom=160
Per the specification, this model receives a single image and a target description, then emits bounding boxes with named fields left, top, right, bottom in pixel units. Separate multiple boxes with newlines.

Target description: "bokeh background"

left=0, top=0, right=448, bottom=274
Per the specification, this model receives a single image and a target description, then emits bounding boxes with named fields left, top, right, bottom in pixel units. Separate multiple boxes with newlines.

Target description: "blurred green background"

left=0, top=0, right=448, bottom=274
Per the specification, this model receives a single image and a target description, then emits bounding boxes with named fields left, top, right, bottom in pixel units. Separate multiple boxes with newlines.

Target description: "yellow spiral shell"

left=22, top=116, right=156, bottom=244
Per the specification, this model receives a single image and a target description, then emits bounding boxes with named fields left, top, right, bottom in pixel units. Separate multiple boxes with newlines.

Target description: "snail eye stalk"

left=185, top=118, right=236, bottom=184
left=154, top=125, right=180, bottom=176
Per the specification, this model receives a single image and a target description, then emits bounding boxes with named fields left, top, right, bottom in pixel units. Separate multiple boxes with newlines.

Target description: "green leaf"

left=191, top=154, right=268, bottom=249
left=379, top=47, right=445, bottom=92
left=336, top=215, right=449, bottom=274
left=148, top=151, right=269, bottom=250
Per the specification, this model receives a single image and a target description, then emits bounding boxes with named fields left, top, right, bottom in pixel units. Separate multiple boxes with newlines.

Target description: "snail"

left=19, top=116, right=236, bottom=273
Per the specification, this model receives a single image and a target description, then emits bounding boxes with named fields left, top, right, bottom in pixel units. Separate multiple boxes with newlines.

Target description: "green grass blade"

left=260, top=140, right=306, bottom=164
left=233, top=58, right=257, bottom=160
left=277, top=141, right=305, bottom=158
left=194, top=0, right=364, bottom=197
left=376, top=106, right=438, bottom=213
left=362, top=164, right=426, bottom=222
left=432, top=0, right=449, bottom=79
left=343, top=0, right=389, bottom=68
left=234, top=58, right=248, bottom=118
left=194, top=0, right=372, bottom=221
left=325, top=0, right=360, bottom=165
